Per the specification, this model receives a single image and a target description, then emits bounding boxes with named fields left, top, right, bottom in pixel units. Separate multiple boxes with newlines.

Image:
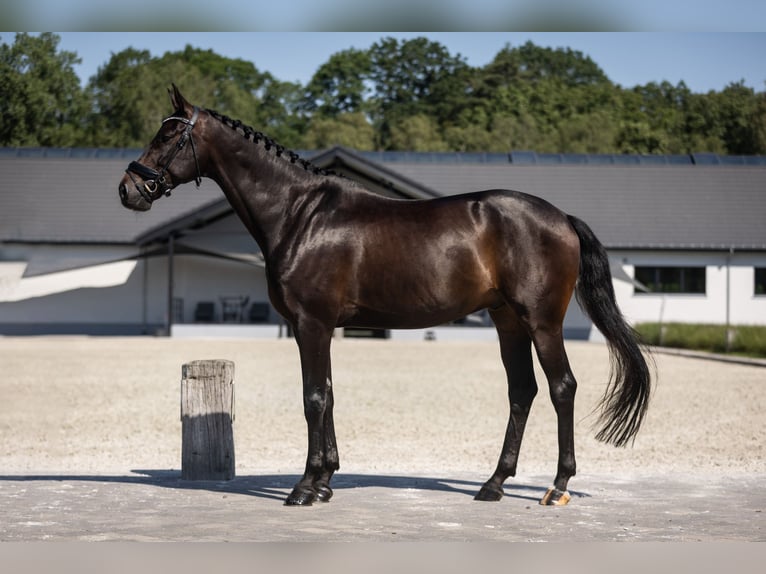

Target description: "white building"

left=1, top=147, right=765, bottom=338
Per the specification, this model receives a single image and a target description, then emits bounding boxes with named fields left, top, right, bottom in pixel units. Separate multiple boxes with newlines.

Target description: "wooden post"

left=181, top=360, right=235, bottom=480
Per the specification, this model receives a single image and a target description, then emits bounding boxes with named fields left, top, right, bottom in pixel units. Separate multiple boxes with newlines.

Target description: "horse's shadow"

left=0, top=471, right=589, bottom=503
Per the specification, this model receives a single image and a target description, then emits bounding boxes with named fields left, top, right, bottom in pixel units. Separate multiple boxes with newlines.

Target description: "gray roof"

left=378, top=160, right=766, bottom=250
left=1, top=147, right=765, bottom=250
left=0, top=149, right=224, bottom=244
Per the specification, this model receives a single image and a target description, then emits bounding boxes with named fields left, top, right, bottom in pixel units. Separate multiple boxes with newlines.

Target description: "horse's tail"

left=567, top=214, right=652, bottom=447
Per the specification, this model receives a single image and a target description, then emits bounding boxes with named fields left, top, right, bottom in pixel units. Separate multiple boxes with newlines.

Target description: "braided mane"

left=205, top=108, right=337, bottom=177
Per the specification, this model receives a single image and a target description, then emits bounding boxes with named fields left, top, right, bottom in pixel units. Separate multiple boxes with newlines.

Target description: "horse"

left=119, top=85, right=651, bottom=507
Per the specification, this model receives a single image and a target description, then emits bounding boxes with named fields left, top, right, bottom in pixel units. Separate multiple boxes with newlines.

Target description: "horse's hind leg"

left=531, top=327, right=578, bottom=506
left=476, top=307, right=538, bottom=501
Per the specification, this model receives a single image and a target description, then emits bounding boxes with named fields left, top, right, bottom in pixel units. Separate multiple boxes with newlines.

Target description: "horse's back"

left=321, top=187, right=580, bottom=328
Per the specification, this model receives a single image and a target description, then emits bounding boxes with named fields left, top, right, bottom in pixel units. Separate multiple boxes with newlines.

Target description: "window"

left=634, top=266, right=706, bottom=294
left=756, top=268, right=766, bottom=296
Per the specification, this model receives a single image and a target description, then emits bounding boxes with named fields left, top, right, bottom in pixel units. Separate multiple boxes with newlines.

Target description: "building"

left=1, top=146, right=765, bottom=339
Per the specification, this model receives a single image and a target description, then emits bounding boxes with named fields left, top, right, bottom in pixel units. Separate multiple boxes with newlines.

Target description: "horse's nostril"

left=118, top=183, right=128, bottom=202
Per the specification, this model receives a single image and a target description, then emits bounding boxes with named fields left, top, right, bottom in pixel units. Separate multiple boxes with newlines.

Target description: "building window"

left=756, top=268, right=766, bottom=296
left=634, top=266, right=706, bottom=294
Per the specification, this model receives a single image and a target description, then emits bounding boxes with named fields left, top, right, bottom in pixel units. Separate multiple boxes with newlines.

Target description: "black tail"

left=567, top=214, right=652, bottom=447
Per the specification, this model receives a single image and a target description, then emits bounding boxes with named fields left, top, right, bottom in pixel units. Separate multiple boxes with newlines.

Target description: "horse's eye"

left=160, top=134, right=173, bottom=143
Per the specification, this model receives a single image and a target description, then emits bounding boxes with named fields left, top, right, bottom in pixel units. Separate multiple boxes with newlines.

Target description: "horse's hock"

left=180, top=360, right=236, bottom=481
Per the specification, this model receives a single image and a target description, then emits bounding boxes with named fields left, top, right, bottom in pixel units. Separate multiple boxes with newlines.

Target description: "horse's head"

left=118, top=85, right=204, bottom=211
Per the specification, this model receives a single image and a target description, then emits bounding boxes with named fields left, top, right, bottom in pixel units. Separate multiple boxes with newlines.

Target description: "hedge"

left=633, top=323, right=766, bottom=359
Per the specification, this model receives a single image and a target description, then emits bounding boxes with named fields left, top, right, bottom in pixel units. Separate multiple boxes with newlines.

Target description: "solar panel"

left=534, top=153, right=564, bottom=164
left=509, top=151, right=537, bottom=164
left=610, top=154, right=641, bottom=165
left=559, top=153, right=588, bottom=164
left=666, top=155, right=694, bottom=165
left=692, top=153, right=721, bottom=165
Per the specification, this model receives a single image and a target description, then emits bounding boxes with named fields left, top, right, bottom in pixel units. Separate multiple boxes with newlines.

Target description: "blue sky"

left=47, top=32, right=765, bottom=94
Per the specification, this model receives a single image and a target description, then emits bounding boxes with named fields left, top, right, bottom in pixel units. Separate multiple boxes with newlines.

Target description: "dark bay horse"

left=119, top=85, right=651, bottom=507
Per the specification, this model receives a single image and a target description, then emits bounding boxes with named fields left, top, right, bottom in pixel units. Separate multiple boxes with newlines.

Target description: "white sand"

left=1, top=337, right=763, bottom=479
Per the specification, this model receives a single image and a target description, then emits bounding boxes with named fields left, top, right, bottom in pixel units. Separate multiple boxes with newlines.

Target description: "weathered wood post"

left=181, top=360, right=235, bottom=480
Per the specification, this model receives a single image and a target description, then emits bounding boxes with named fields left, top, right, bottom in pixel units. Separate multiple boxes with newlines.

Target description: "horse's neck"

left=205, top=124, right=328, bottom=256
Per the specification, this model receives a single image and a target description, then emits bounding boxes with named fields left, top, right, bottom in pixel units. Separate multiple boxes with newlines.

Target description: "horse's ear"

left=168, top=84, right=189, bottom=114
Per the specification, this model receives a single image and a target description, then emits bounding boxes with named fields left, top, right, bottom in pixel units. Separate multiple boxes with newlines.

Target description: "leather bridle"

left=125, top=106, right=202, bottom=203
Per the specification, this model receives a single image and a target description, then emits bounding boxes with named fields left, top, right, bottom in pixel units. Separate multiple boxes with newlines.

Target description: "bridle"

left=125, top=106, right=202, bottom=204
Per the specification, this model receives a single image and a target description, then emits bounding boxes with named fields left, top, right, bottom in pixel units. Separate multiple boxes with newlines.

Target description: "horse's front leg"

left=285, top=321, right=334, bottom=506
left=316, top=357, right=339, bottom=502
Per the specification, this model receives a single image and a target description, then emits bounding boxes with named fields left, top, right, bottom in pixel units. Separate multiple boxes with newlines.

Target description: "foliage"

left=0, top=33, right=89, bottom=146
left=1, top=33, right=765, bottom=155
left=303, top=48, right=372, bottom=117
left=733, top=326, right=766, bottom=358
left=634, top=322, right=766, bottom=359
left=302, top=112, right=375, bottom=150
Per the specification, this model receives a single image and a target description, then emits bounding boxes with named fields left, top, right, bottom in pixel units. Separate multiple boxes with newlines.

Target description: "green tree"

left=680, top=91, right=726, bottom=153
left=0, top=33, right=89, bottom=146
left=85, top=47, right=205, bottom=147
left=754, top=91, right=766, bottom=154
left=557, top=110, right=619, bottom=153
left=165, top=45, right=308, bottom=146
left=490, top=113, right=546, bottom=151
left=303, top=112, right=375, bottom=150
left=4, top=34, right=764, bottom=156
left=388, top=114, right=448, bottom=151
left=714, top=81, right=765, bottom=154
left=368, top=36, right=471, bottom=148
left=303, top=48, right=372, bottom=117
left=256, top=77, right=307, bottom=149
left=85, top=45, right=305, bottom=148
left=512, top=41, right=609, bottom=86
left=473, top=42, right=618, bottom=153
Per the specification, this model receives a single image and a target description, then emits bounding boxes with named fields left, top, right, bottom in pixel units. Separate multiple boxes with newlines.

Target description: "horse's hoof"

left=315, top=484, right=333, bottom=502
left=474, top=484, right=504, bottom=501
left=540, top=487, right=571, bottom=506
left=284, top=487, right=316, bottom=506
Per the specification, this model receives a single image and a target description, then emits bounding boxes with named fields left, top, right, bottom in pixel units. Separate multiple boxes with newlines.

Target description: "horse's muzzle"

left=118, top=178, right=152, bottom=212
left=118, top=182, right=129, bottom=205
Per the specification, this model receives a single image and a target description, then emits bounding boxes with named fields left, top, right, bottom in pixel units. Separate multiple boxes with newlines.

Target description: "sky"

left=4, top=0, right=766, bottom=32
left=44, top=32, right=766, bottom=95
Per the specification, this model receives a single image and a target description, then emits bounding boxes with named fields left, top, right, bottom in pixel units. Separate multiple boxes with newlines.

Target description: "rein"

left=125, top=106, right=202, bottom=203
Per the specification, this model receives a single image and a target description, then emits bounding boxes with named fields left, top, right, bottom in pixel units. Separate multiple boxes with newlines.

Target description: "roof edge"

left=134, top=198, right=232, bottom=245
left=310, top=146, right=440, bottom=199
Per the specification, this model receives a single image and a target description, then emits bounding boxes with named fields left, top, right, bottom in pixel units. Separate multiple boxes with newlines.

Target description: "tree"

left=512, top=41, right=609, bottom=87
left=85, top=47, right=207, bottom=147
left=256, top=77, right=307, bottom=149
left=164, top=45, right=308, bottom=146
left=303, top=112, right=375, bottom=150
left=472, top=42, right=619, bottom=154
left=85, top=46, right=304, bottom=148
left=303, top=48, right=372, bottom=117
left=368, top=37, right=472, bottom=148
left=388, top=114, right=448, bottom=151
left=478, top=41, right=608, bottom=93
left=557, top=110, right=619, bottom=153
left=0, top=33, right=89, bottom=146
left=714, top=81, right=765, bottom=155
left=4, top=34, right=764, bottom=156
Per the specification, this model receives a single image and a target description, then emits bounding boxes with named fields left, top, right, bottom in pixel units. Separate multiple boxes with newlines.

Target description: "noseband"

left=126, top=106, right=202, bottom=204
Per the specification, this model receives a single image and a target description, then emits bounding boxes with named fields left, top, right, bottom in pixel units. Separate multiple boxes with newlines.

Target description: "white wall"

left=0, top=241, right=270, bottom=333
left=0, top=244, right=144, bottom=328
left=3, top=243, right=764, bottom=336
left=613, top=250, right=766, bottom=326
left=171, top=255, right=269, bottom=323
